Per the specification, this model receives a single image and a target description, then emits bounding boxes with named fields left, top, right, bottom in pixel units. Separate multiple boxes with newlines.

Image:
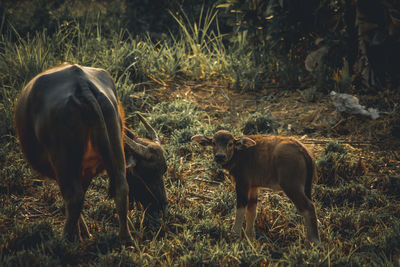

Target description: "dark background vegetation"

left=1, top=0, right=400, bottom=266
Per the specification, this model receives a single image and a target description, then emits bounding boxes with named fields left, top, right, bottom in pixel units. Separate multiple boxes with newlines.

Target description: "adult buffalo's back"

left=15, top=63, right=167, bottom=243
left=15, top=64, right=123, bottom=182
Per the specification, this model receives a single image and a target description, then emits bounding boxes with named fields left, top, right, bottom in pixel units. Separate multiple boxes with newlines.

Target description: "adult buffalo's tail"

left=76, top=67, right=123, bottom=198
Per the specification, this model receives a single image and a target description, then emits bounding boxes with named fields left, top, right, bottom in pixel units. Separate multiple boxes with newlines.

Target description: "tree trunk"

left=353, top=0, right=400, bottom=91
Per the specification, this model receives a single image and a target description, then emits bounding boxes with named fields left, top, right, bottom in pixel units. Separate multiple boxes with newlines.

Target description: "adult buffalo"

left=15, top=63, right=167, bottom=243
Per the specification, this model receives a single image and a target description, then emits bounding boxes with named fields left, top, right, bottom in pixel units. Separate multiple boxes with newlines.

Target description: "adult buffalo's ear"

left=125, top=135, right=153, bottom=160
left=234, top=137, right=256, bottom=150
left=191, top=135, right=212, bottom=146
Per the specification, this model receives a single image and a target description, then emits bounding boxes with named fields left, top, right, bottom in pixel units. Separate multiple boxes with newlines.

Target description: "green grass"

left=3, top=96, right=398, bottom=266
left=1, top=3, right=400, bottom=266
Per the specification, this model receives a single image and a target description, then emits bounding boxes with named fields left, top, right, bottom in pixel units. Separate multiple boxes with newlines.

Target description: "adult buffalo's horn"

left=124, top=134, right=152, bottom=160
left=136, top=112, right=160, bottom=144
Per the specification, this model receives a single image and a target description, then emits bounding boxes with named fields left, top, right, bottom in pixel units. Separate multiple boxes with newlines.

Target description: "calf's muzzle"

left=214, top=153, right=227, bottom=163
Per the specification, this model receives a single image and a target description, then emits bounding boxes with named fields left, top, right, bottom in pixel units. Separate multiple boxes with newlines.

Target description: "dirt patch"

left=151, top=81, right=400, bottom=195
left=154, top=81, right=400, bottom=143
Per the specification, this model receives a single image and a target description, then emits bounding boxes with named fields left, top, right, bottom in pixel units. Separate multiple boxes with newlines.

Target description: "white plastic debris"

left=330, top=91, right=379, bottom=120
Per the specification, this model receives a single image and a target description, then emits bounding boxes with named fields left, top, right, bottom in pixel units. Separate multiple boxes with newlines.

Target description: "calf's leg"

left=281, top=184, right=320, bottom=244
left=300, top=201, right=320, bottom=244
left=232, top=183, right=249, bottom=236
left=245, top=187, right=258, bottom=239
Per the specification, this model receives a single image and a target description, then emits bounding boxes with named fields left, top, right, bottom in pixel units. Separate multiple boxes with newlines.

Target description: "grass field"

left=1, top=2, right=400, bottom=266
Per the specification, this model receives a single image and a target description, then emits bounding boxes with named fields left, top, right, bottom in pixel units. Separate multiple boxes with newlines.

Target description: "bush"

left=241, top=110, right=279, bottom=135
left=168, top=127, right=199, bottom=159
left=314, top=183, right=386, bottom=208
left=87, top=200, right=118, bottom=226
left=5, top=221, right=54, bottom=252
left=0, top=144, right=32, bottom=194
left=383, top=222, right=400, bottom=257
left=97, top=247, right=144, bottom=266
left=298, top=87, right=322, bottom=103
left=377, top=176, right=400, bottom=200
left=317, top=142, right=365, bottom=186
left=136, top=99, right=203, bottom=137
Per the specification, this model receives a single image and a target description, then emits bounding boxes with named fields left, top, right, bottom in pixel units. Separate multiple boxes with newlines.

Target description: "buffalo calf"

left=192, top=130, right=320, bottom=244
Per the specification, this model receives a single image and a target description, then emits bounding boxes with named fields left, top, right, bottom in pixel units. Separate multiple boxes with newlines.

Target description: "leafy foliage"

left=241, top=110, right=279, bottom=135
left=219, top=0, right=399, bottom=92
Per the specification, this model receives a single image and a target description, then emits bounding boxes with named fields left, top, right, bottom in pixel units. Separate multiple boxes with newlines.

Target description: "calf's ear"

left=235, top=137, right=256, bottom=150
left=191, top=135, right=212, bottom=146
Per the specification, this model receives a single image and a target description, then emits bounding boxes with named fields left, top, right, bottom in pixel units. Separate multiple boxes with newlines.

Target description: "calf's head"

left=191, top=130, right=256, bottom=165
left=124, top=113, right=168, bottom=219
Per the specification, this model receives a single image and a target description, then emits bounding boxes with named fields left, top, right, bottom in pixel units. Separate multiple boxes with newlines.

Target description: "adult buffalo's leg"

left=44, top=109, right=87, bottom=242
left=51, top=148, right=84, bottom=241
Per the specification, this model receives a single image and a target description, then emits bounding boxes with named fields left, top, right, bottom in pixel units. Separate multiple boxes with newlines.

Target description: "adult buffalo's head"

left=124, top=113, right=168, bottom=219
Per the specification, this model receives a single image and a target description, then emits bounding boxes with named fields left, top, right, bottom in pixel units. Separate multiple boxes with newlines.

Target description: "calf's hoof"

left=244, top=230, right=255, bottom=241
left=231, top=225, right=242, bottom=238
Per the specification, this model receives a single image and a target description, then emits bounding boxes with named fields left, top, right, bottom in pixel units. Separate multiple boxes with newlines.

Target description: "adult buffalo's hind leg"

left=60, top=178, right=85, bottom=241
left=50, top=148, right=85, bottom=241
left=45, top=114, right=86, bottom=241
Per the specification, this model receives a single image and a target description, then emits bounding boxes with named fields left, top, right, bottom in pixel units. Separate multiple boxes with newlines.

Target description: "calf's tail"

left=303, top=146, right=318, bottom=200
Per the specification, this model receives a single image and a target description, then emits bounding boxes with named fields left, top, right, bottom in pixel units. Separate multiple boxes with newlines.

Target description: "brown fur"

left=15, top=63, right=133, bottom=243
left=123, top=129, right=168, bottom=217
left=192, top=130, right=320, bottom=243
left=15, top=63, right=167, bottom=244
